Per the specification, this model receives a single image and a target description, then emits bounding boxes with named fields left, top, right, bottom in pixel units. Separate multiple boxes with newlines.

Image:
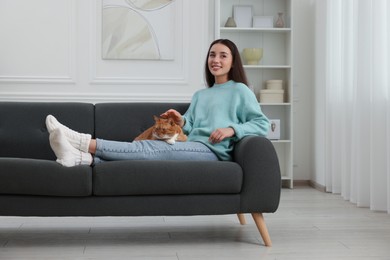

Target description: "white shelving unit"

left=215, top=0, right=293, bottom=188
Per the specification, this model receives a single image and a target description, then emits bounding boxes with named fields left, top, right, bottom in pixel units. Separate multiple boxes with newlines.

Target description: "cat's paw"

left=166, top=139, right=176, bottom=145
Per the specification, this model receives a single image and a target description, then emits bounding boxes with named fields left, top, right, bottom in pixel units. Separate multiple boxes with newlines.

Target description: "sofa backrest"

left=95, top=103, right=189, bottom=142
left=0, top=102, right=189, bottom=160
left=0, top=102, right=94, bottom=160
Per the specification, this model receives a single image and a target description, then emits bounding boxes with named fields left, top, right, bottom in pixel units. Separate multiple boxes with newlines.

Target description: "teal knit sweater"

left=182, top=80, right=270, bottom=161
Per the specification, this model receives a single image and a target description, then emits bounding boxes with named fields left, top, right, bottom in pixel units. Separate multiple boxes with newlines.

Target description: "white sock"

left=49, top=128, right=93, bottom=167
left=46, top=115, right=91, bottom=153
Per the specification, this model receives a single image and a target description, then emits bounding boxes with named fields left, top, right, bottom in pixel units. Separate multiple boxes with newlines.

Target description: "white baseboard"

left=292, top=180, right=326, bottom=192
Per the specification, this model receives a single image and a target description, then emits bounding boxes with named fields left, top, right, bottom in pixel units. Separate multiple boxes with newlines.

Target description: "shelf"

left=216, top=0, right=293, bottom=189
left=220, top=27, right=291, bottom=33
left=271, top=140, right=291, bottom=144
left=260, top=103, right=291, bottom=106
left=244, top=65, right=291, bottom=69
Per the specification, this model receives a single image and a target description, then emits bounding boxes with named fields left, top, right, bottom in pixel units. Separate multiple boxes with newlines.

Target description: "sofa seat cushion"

left=0, top=158, right=92, bottom=197
left=93, top=161, right=243, bottom=196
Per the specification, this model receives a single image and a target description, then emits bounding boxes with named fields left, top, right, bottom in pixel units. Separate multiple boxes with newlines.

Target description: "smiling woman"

left=46, top=39, right=269, bottom=165
left=204, top=39, right=249, bottom=88
left=208, top=43, right=233, bottom=84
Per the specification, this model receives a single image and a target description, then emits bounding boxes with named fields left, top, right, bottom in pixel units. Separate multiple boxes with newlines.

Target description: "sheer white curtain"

left=324, top=0, right=390, bottom=212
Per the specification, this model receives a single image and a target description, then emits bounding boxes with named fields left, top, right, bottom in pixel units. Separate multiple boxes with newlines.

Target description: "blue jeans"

left=93, top=139, right=219, bottom=164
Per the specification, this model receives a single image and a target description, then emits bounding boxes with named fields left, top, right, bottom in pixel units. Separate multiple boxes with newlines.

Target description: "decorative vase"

left=275, top=12, right=284, bottom=28
left=243, top=48, right=263, bottom=65
left=225, top=17, right=237, bottom=27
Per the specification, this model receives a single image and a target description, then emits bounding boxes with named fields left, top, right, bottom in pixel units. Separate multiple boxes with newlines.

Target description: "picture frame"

left=102, top=0, right=176, bottom=60
left=267, top=119, right=281, bottom=140
left=233, top=5, right=253, bottom=28
left=253, top=16, right=274, bottom=28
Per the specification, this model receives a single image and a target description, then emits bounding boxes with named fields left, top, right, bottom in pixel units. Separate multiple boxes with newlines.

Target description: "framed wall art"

left=233, top=5, right=253, bottom=28
left=253, top=16, right=274, bottom=28
left=267, top=119, right=281, bottom=140
left=102, top=0, right=176, bottom=60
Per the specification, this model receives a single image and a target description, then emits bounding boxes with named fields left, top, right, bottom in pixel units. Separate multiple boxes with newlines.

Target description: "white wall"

left=0, top=0, right=211, bottom=102
left=292, top=0, right=315, bottom=181
left=312, top=0, right=327, bottom=186
left=0, top=0, right=317, bottom=182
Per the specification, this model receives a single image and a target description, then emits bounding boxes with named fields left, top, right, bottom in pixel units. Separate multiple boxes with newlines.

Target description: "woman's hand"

left=209, top=127, right=235, bottom=144
left=160, top=109, right=184, bottom=127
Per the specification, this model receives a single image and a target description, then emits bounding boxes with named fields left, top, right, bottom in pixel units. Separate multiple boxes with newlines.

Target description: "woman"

left=48, top=39, right=269, bottom=167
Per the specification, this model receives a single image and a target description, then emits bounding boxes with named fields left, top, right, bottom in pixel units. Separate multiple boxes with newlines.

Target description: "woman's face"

left=208, top=43, right=233, bottom=84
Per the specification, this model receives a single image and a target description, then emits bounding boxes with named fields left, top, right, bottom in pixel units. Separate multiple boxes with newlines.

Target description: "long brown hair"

left=204, top=39, right=249, bottom=87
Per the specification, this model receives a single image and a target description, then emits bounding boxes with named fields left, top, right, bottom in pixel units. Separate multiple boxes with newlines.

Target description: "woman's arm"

left=209, top=127, right=235, bottom=144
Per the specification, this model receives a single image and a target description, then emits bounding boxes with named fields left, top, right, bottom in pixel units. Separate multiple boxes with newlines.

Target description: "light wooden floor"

left=1, top=187, right=390, bottom=259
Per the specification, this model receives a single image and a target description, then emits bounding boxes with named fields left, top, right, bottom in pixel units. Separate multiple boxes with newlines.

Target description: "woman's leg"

left=46, top=115, right=219, bottom=166
left=89, top=139, right=97, bottom=154
left=93, top=139, right=218, bottom=164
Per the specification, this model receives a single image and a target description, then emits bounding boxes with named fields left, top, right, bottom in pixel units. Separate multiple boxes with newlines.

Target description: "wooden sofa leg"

left=251, top=213, right=272, bottom=247
left=237, top=213, right=246, bottom=225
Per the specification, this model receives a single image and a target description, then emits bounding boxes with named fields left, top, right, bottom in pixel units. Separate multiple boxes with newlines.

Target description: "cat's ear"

left=153, top=115, right=159, bottom=122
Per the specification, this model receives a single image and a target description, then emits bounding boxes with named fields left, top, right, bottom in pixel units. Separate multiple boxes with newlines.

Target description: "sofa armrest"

left=234, top=136, right=281, bottom=213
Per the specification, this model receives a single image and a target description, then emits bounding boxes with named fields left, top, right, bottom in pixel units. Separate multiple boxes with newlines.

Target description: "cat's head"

left=152, top=116, right=180, bottom=140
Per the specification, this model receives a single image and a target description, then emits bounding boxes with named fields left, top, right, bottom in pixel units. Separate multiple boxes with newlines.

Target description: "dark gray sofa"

left=0, top=102, right=281, bottom=246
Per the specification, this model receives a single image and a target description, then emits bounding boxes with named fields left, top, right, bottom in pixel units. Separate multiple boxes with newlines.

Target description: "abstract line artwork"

left=102, top=0, right=176, bottom=60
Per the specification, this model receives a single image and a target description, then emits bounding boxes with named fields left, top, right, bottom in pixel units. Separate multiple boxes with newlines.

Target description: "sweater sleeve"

left=229, top=87, right=270, bottom=140
left=182, top=92, right=198, bottom=134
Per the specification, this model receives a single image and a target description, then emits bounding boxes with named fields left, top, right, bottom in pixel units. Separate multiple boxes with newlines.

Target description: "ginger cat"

left=134, top=116, right=187, bottom=144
